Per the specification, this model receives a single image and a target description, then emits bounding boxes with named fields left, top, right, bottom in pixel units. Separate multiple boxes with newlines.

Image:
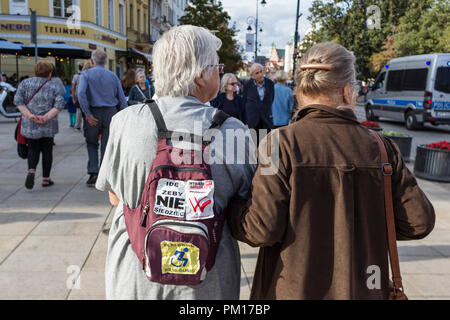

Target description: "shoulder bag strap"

left=135, top=85, right=148, bottom=101
left=368, top=129, right=405, bottom=295
left=26, top=78, right=50, bottom=106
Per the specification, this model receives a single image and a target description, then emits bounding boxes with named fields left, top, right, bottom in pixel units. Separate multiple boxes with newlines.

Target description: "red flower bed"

left=426, top=141, right=450, bottom=150
left=361, top=121, right=380, bottom=128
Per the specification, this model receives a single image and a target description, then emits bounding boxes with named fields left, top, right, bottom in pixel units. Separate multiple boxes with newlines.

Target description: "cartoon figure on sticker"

left=170, top=248, right=189, bottom=268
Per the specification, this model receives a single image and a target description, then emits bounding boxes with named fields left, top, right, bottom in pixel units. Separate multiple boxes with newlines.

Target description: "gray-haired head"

left=152, top=25, right=222, bottom=97
left=220, top=73, right=237, bottom=93
left=135, top=69, right=146, bottom=82
left=274, top=70, right=288, bottom=83
left=91, top=50, right=107, bottom=66
left=250, top=63, right=264, bottom=75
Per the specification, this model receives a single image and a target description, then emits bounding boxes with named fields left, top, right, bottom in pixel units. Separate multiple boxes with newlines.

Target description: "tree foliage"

left=301, top=0, right=448, bottom=79
left=178, top=0, right=243, bottom=73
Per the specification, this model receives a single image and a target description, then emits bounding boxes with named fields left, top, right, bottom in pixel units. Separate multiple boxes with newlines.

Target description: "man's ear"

left=343, top=83, right=353, bottom=105
left=194, top=71, right=206, bottom=89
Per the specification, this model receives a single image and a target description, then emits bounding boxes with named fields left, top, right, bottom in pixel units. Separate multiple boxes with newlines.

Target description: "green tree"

left=178, top=0, right=243, bottom=73
left=395, top=0, right=450, bottom=56
left=301, top=0, right=411, bottom=79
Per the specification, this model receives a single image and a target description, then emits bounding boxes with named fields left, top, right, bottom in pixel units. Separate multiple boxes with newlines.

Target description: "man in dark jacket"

left=243, top=63, right=275, bottom=133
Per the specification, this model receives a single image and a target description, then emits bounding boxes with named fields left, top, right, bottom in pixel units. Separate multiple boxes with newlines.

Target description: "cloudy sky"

left=221, top=0, right=315, bottom=60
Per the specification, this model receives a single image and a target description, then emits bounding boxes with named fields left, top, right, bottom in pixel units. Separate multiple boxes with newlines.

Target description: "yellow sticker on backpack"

left=161, top=241, right=200, bottom=275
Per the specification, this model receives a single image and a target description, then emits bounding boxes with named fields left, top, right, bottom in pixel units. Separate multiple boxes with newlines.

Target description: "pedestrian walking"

left=271, top=70, right=294, bottom=128
left=127, top=69, right=154, bottom=105
left=121, top=69, right=136, bottom=99
left=211, top=73, right=245, bottom=123
left=67, top=96, right=77, bottom=128
left=226, top=42, right=435, bottom=300
left=14, top=60, right=65, bottom=189
left=72, top=62, right=93, bottom=131
left=242, top=63, right=275, bottom=144
left=95, top=25, right=256, bottom=300
left=77, top=50, right=128, bottom=187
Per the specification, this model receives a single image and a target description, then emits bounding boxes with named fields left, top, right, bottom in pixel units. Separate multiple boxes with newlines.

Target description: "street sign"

left=246, top=33, right=255, bottom=53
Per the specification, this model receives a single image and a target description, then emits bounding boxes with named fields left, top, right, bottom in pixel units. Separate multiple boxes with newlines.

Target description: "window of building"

left=52, top=0, right=74, bottom=18
left=137, top=8, right=141, bottom=33
left=118, top=3, right=125, bottom=34
left=143, top=13, right=147, bottom=34
left=130, top=3, right=134, bottom=29
left=107, top=0, right=114, bottom=30
left=10, top=0, right=29, bottom=15
left=435, top=67, right=450, bottom=94
left=95, top=0, right=103, bottom=26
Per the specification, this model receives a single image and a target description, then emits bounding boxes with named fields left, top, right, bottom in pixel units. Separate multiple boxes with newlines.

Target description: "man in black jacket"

left=243, top=63, right=275, bottom=134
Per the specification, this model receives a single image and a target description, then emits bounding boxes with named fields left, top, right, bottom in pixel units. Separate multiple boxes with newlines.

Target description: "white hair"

left=135, top=69, right=146, bottom=81
left=91, top=50, right=107, bottom=66
left=250, top=63, right=264, bottom=75
left=220, top=73, right=237, bottom=93
left=153, top=25, right=222, bottom=97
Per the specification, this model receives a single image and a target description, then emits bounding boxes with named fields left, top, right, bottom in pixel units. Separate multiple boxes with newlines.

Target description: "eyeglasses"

left=207, top=64, right=225, bottom=73
left=228, top=82, right=239, bottom=86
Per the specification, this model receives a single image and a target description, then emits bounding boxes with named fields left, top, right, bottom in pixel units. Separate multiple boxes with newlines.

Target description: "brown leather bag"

left=369, top=130, right=408, bottom=300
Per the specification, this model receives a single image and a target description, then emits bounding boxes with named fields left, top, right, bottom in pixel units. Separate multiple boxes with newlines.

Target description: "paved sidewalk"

left=0, top=111, right=449, bottom=300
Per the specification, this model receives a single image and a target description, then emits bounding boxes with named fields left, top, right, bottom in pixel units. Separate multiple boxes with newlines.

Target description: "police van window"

left=373, top=72, right=385, bottom=90
left=386, top=70, right=403, bottom=91
left=403, top=69, right=428, bottom=91
left=386, top=69, right=428, bottom=91
left=435, top=67, right=450, bottom=94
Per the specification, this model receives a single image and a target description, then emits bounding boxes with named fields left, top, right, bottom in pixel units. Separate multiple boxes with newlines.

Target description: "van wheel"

left=405, top=111, right=423, bottom=130
left=365, top=105, right=379, bottom=121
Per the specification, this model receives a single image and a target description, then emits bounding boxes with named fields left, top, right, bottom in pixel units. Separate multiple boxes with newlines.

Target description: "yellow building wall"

left=0, top=0, right=128, bottom=78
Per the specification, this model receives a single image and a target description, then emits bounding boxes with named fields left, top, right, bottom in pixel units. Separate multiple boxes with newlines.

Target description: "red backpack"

left=124, top=101, right=230, bottom=285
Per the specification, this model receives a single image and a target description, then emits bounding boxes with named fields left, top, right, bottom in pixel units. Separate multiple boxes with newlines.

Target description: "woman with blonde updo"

left=227, top=42, right=435, bottom=300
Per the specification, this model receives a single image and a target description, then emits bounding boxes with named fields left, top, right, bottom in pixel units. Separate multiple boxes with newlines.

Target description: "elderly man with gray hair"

left=77, top=50, right=128, bottom=186
left=95, top=25, right=256, bottom=300
left=242, top=62, right=275, bottom=144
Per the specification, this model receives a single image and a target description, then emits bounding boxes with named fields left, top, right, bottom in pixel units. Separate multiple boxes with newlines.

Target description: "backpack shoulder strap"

left=147, top=100, right=168, bottom=133
left=146, top=99, right=205, bottom=144
left=209, top=110, right=230, bottom=130
left=203, top=110, right=230, bottom=146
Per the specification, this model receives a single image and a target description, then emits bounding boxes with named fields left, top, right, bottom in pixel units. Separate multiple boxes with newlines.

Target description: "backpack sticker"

left=154, top=179, right=186, bottom=219
left=185, top=180, right=215, bottom=221
left=161, top=241, right=200, bottom=275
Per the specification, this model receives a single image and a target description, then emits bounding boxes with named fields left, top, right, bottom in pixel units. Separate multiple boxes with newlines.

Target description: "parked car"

left=365, top=53, right=450, bottom=130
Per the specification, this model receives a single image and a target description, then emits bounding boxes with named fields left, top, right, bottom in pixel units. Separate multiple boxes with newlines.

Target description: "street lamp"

left=247, top=0, right=267, bottom=63
left=292, top=0, right=302, bottom=80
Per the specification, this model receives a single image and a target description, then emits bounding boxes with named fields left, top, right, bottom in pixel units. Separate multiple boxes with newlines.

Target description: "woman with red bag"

left=14, top=60, right=65, bottom=189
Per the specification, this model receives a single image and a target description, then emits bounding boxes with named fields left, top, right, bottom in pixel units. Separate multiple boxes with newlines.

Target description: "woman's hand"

left=109, top=191, right=120, bottom=207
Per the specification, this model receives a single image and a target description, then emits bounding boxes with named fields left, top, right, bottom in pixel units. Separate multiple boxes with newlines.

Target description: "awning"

left=21, top=42, right=91, bottom=59
left=0, top=38, right=23, bottom=54
left=129, top=47, right=152, bottom=63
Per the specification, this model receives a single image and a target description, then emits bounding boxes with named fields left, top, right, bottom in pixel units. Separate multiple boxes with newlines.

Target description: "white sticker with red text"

left=185, top=180, right=215, bottom=221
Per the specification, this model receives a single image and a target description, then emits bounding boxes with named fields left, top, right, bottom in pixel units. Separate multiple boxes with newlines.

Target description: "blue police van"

left=365, top=53, right=450, bottom=130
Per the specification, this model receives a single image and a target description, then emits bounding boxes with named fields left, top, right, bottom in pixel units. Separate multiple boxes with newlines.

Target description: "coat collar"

left=294, top=104, right=360, bottom=125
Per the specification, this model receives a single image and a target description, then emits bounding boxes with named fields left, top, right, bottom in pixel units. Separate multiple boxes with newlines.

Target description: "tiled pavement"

left=0, top=110, right=449, bottom=300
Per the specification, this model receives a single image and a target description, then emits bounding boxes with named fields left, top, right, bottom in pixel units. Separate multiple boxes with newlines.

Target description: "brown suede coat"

left=227, top=104, right=435, bottom=300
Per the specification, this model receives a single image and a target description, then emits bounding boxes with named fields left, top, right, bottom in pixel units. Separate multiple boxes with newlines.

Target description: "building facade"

left=0, top=0, right=128, bottom=80
left=0, top=0, right=187, bottom=81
